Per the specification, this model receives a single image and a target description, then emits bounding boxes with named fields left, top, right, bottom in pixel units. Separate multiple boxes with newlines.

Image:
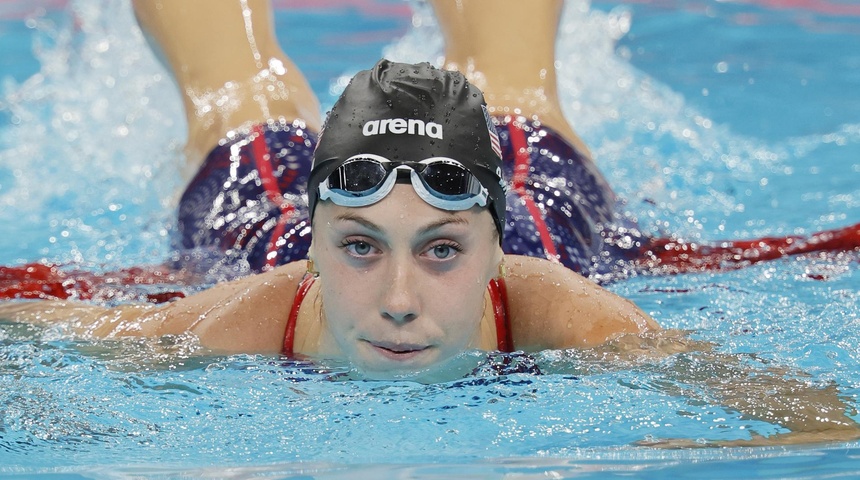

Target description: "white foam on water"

left=0, top=0, right=184, bottom=267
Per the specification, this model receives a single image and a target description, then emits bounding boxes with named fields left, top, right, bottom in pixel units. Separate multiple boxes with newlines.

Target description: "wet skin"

left=310, top=184, right=503, bottom=378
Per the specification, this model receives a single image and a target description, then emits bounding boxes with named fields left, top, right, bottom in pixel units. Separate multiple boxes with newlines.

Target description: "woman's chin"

left=354, top=349, right=486, bottom=383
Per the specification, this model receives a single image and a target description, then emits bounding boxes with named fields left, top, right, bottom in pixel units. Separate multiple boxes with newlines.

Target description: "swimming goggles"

left=318, top=154, right=489, bottom=211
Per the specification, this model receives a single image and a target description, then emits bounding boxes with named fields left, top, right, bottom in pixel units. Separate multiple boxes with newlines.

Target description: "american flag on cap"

left=482, top=105, right=502, bottom=160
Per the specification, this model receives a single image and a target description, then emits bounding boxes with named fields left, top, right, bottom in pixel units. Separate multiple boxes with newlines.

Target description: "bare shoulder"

left=145, top=261, right=309, bottom=353
left=503, top=255, right=659, bottom=351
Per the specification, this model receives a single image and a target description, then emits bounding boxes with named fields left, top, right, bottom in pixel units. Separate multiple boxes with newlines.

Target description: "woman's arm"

left=504, top=254, right=658, bottom=350
left=0, top=262, right=308, bottom=353
left=0, top=300, right=158, bottom=337
left=561, top=315, right=860, bottom=447
left=630, top=339, right=860, bottom=447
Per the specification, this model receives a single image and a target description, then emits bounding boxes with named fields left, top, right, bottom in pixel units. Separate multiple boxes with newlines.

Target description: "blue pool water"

left=1, top=0, right=859, bottom=477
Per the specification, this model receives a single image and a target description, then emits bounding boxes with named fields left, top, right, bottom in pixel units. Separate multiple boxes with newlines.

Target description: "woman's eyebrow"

left=417, top=216, right=470, bottom=235
left=333, top=213, right=384, bottom=233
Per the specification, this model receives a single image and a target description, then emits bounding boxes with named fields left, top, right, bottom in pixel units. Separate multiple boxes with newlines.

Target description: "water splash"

left=0, top=0, right=184, bottom=268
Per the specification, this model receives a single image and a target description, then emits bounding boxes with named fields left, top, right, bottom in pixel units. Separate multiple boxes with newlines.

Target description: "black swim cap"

left=308, top=59, right=507, bottom=239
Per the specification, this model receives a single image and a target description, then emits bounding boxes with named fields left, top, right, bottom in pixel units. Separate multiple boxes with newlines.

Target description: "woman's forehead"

left=313, top=185, right=493, bottom=234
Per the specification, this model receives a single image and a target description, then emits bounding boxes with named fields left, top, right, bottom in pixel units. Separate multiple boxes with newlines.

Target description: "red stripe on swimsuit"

left=507, top=121, right=561, bottom=263
left=281, top=276, right=513, bottom=356
left=249, top=124, right=297, bottom=270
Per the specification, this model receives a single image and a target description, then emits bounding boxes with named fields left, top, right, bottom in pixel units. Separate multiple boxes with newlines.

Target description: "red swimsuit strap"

left=282, top=276, right=514, bottom=356
left=488, top=278, right=514, bottom=352
left=282, top=274, right=316, bottom=356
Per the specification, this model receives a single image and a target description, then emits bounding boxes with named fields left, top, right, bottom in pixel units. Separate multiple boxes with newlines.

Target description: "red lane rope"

left=0, top=263, right=189, bottom=303
left=637, top=222, right=860, bottom=274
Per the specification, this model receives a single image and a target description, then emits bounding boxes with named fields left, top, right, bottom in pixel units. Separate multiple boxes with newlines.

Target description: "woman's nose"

left=380, top=258, right=419, bottom=323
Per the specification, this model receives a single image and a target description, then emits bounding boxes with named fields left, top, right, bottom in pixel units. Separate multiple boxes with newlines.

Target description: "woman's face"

left=311, top=184, right=502, bottom=379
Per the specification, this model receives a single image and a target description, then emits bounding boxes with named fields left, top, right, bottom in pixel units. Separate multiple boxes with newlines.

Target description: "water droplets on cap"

left=308, top=59, right=507, bottom=241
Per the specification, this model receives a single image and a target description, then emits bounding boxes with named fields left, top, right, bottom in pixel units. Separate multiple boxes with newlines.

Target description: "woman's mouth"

left=366, top=341, right=431, bottom=361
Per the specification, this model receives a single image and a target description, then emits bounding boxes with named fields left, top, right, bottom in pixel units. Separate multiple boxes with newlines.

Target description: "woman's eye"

left=346, top=241, right=373, bottom=256
left=429, top=244, right=457, bottom=259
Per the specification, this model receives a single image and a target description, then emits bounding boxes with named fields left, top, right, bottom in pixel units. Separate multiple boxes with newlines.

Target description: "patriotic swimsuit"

left=177, top=116, right=643, bottom=276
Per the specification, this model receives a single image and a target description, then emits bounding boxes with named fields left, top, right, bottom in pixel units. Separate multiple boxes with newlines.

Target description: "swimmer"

left=1, top=0, right=656, bottom=371
left=134, top=0, right=655, bottom=371
left=2, top=0, right=860, bottom=447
